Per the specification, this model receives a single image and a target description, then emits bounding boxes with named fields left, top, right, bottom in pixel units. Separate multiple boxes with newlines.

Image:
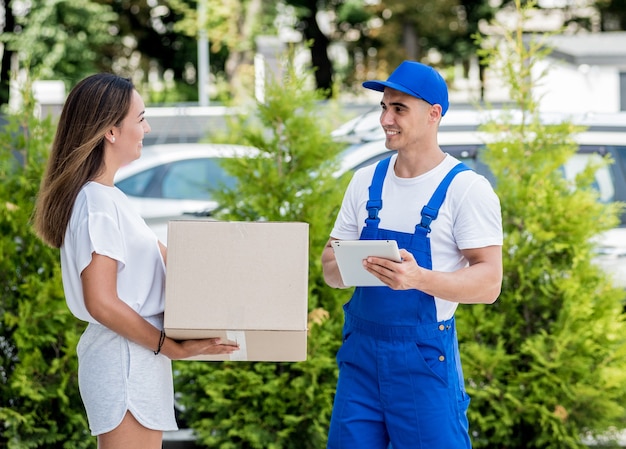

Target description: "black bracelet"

left=154, top=330, right=166, bottom=355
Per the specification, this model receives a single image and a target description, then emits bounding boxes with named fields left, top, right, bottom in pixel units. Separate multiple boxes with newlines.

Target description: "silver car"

left=334, top=108, right=626, bottom=288
left=114, top=109, right=626, bottom=288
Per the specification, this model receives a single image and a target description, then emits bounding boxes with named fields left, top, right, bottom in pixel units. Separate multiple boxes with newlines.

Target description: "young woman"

left=33, top=73, right=239, bottom=448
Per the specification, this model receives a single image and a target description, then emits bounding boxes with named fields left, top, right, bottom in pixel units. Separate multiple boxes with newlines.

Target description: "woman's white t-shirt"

left=331, top=153, right=503, bottom=321
left=61, top=182, right=166, bottom=324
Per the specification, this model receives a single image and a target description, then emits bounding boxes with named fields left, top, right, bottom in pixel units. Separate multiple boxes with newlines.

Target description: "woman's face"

left=112, top=90, right=151, bottom=166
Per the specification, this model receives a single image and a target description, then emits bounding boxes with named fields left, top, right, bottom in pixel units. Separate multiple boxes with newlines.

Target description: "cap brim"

left=363, top=80, right=424, bottom=102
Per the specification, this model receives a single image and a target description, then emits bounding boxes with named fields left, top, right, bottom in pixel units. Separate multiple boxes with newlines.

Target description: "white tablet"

left=331, top=240, right=401, bottom=287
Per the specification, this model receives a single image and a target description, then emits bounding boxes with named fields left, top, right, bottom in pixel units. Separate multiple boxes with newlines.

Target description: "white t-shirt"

left=61, top=182, right=166, bottom=324
left=331, top=153, right=503, bottom=321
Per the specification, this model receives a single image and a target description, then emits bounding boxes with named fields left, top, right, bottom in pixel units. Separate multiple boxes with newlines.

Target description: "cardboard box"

left=164, top=220, right=309, bottom=362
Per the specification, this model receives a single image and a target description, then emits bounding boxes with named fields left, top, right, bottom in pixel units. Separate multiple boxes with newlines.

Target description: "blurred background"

left=2, top=0, right=625, bottom=145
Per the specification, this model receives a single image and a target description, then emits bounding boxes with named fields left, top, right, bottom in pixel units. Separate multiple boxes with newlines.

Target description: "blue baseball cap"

left=363, top=61, right=449, bottom=116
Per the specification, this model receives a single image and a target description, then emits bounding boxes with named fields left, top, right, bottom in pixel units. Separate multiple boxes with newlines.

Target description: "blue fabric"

left=362, top=61, right=450, bottom=116
left=328, top=157, right=472, bottom=449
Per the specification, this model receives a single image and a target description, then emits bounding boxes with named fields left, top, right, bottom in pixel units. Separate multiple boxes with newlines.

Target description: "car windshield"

left=562, top=153, right=614, bottom=203
left=116, top=157, right=237, bottom=200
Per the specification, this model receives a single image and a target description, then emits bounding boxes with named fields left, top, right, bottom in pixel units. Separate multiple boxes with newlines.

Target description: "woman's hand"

left=162, top=337, right=240, bottom=360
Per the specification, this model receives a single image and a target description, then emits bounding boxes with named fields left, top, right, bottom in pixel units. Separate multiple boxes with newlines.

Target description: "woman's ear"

left=105, top=130, right=116, bottom=144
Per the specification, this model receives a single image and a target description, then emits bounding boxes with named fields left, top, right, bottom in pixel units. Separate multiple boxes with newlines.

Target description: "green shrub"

left=456, top=2, right=626, bottom=448
left=173, top=53, right=352, bottom=448
left=0, top=78, right=92, bottom=448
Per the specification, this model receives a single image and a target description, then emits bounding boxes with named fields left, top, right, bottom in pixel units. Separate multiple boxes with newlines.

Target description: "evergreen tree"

left=0, top=76, right=93, bottom=447
left=172, top=53, right=352, bottom=448
left=456, top=2, right=626, bottom=448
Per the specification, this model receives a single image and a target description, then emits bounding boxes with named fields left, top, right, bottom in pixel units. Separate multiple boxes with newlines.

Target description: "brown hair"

left=33, top=73, right=134, bottom=248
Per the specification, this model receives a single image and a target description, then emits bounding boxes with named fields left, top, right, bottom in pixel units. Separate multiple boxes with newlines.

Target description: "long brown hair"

left=33, top=73, right=134, bottom=248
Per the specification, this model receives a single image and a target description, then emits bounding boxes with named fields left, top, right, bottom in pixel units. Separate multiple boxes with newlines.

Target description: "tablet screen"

left=331, top=240, right=401, bottom=287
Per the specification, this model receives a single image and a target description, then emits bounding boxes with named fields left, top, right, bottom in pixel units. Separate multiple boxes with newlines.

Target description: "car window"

left=562, top=153, right=615, bottom=203
left=610, top=145, right=626, bottom=194
left=161, top=158, right=236, bottom=200
left=116, top=167, right=157, bottom=196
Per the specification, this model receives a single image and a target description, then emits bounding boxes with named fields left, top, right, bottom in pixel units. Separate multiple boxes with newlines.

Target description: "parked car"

left=114, top=143, right=258, bottom=241
left=115, top=109, right=626, bottom=288
left=333, top=108, right=626, bottom=289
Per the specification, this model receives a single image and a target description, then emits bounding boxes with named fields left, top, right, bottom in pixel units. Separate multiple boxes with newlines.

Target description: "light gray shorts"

left=76, top=314, right=178, bottom=435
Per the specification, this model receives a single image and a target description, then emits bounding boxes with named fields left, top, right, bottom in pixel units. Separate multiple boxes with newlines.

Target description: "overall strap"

left=364, top=156, right=392, bottom=230
left=419, top=162, right=471, bottom=233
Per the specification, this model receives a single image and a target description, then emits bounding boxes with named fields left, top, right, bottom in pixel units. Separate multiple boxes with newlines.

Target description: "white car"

left=114, top=110, right=626, bottom=289
left=114, top=143, right=258, bottom=241
left=334, top=108, right=626, bottom=288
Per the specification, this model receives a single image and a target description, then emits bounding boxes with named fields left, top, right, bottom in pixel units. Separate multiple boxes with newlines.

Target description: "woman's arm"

left=158, top=241, right=167, bottom=265
left=81, top=253, right=238, bottom=360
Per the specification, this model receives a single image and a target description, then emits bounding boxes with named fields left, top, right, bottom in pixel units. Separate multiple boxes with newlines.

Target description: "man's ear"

left=429, top=104, right=443, bottom=123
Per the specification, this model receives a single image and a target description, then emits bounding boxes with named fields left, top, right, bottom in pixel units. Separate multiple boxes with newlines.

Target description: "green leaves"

left=0, top=75, right=92, bottom=448
left=174, top=53, right=350, bottom=448
left=2, top=0, right=118, bottom=84
left=458, top=2, right=626, bottom=448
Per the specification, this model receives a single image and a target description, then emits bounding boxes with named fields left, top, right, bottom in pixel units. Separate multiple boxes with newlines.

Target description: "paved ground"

left=163, top=429, right=201, bottom=448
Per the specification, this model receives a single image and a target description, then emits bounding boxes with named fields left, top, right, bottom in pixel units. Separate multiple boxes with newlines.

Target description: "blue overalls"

left=328, top=157, right=473, bottom=449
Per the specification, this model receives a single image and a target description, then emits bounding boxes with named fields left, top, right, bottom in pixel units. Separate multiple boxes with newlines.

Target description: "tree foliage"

left=455, top=2, right=626, bottom=448
left=167, top=0, right=278, bottom=103
left=596, top=0, right=626, bottom=30
left=100, top=0, right=202, bottom=103
left=173, top=53, right=352, bottom=448
left=2, top=0, right=626, bottom=107
left=0, top=0, right=118, bottom=87
left=365, top=0, right=469, bottom=65
left=0, top=77, right=92, bottom=448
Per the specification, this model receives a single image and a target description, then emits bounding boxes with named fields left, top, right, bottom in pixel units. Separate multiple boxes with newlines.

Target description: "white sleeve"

left=453, top=176, right=503, bottom=250
left=73, top=211, right=127, bottom=275
left=330, top=167, right=374, bottom=240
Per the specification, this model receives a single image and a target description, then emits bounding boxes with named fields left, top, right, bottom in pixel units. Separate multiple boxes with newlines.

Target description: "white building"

left=534, top=32, right=626, bottom=113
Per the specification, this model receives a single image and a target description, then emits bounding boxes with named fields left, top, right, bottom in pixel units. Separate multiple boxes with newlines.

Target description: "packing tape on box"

left=226, top=330, right=248, bottom=361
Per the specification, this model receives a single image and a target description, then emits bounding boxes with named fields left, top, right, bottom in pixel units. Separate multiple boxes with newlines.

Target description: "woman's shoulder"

left=76, top=182, right=123, bottom=215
